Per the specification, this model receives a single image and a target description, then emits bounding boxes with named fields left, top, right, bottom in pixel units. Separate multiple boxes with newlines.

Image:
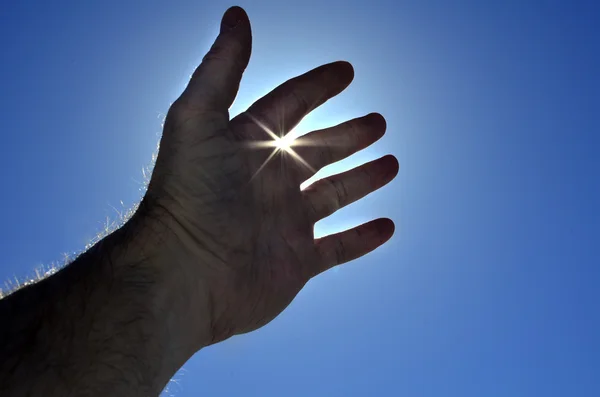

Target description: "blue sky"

left=1, top=0, right=599, bottom=395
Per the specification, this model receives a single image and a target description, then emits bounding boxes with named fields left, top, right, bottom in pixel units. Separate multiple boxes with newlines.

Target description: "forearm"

left=0, top=206, right=202, bottom=396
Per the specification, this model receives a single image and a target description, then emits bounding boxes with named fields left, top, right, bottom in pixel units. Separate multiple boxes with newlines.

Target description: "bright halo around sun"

left=245, top=113, right=316, bottom=181
left=274, top=134, right=294, bottom=152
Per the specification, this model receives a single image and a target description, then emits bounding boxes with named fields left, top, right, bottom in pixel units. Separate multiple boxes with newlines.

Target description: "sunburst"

left=246, top=114, right=316, bottom=181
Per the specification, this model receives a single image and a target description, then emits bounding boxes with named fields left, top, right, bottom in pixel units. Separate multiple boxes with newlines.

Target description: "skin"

left=0, top=6, right=398, bottom=396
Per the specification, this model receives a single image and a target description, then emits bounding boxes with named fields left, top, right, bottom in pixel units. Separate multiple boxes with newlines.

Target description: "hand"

left=142, top=6, right=399, bottom=350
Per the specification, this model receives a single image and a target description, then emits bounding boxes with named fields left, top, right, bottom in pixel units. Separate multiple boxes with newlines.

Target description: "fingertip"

left=373, top=218, right=395, bottom=241
left=332, top=61, right=355, bottom=85
left=366, top=112, right=387, bottom=136
left=339, top=60, right=355, bottom=76
left=382, top=154, right=400, bottom=177
left=220, top=6, right=250, bottom=33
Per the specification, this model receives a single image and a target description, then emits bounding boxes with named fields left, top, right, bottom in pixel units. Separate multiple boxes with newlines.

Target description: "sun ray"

left=245, top=113, right=316, bottom=179
left=249, top=147, right=279, bottom=182
left=248, top=114, right=280, bottom=141
left=285, top=147, right=315, bottom=174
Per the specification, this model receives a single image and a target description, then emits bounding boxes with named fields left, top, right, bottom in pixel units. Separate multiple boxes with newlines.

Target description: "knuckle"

left=334, top=239, right=347, bottom=265
left=330, top=178, right=348, bottom=208
left=360, top=167, right=375, bottom=188
left=167, top=99, right=188, bottom=121
left=318, top=135, right=335, bottom=164
left=203, top=37, right=245, bottom=72
left=203, top=37, right=229, bottom=62
left=168, top=98, right=201, bottom=123
left=316, top=177, right=346, bottom=217
left=302, top=190, right=320, bottom=221
left=348, top=118, right=362, bottom=143
left=289, top=89, right=311, bottom=116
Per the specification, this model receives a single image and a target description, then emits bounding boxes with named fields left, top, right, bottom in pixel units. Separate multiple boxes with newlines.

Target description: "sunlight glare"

left=274, top=135, right=294, bottom=153
left=245, top=114, right=317, bottom=182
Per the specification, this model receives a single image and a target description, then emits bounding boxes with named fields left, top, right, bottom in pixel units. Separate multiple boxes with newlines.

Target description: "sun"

left=245, top=113, right=316, bottom=181
left=273, top=135, right=294, bottom=152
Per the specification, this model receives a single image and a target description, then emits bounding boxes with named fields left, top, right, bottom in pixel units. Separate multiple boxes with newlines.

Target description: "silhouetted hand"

left=143, top=6, right=398, bottom=350
left=0, top=6, right=399, bottom=396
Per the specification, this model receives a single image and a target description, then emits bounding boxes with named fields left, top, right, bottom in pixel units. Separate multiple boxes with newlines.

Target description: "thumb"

left=180, top=6, right=252, bottom=111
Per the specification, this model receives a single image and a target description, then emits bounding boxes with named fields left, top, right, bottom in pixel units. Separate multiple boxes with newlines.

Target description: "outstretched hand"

left=0, top=7, right=398, bottom=396
left=143, top=6, right=399, bottom=350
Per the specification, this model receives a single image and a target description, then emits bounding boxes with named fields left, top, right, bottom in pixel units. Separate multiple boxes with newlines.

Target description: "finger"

left=303, top=155, right=399, bottom=222
left=314, top=218, right=395, bottom=275
left=178, top=6, right=252, bottom=111
left=232, top=61, right=354, bottom=140
left=292, top=113, right=387, bottom=180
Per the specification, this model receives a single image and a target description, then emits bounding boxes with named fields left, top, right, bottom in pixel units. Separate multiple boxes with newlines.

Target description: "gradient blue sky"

left=1, top=1, right=599, bottom=396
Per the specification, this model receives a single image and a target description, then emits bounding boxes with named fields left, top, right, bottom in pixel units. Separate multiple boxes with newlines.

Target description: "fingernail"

left=376, top=219, right=395, bottom=237
left=221, top=17, right=240, bottom=32
left=220, top=6, right=245, bottom=33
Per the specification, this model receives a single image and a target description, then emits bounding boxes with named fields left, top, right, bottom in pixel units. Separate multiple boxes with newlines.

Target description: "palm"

left=145, top=7, right=398, bottom=345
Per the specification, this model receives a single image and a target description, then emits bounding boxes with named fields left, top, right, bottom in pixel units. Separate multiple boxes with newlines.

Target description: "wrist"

left=122, top=200, right=214, bottom=357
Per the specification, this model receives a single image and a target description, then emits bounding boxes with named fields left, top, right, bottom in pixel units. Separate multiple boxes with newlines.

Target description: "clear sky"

left=1, top=0, right=599, bottom=396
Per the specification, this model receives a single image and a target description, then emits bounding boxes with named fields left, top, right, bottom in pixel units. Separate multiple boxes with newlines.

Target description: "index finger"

left=232, top=61, right=354, bottom=140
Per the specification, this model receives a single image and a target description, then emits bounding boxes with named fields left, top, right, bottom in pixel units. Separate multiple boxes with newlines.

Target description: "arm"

left=1, top=6, right=398, bottom=396
left=0, top=208, right=198, bottom=396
